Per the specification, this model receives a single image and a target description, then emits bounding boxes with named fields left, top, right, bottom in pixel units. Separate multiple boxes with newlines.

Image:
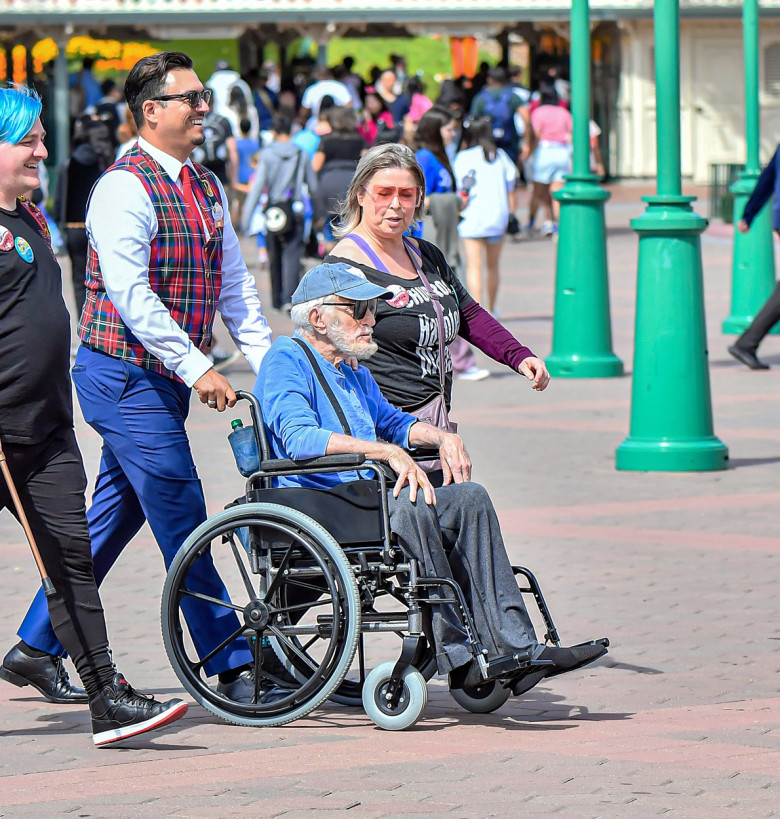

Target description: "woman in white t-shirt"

left=453, top=117, right=518, bottom=314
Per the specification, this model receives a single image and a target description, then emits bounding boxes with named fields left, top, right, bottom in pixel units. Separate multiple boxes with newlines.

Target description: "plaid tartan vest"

left=79, top=145, right=224, bottom=381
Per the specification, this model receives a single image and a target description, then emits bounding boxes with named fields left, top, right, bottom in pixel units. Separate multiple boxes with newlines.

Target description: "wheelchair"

left=161, top=391, right=608, bottom=730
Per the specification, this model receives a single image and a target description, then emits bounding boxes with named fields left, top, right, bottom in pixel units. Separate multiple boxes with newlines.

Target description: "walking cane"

left=0, top=435, right=56, bottom=597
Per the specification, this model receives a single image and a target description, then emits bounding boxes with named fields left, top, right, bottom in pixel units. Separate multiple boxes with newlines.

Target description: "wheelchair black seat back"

left=246, top=480, right=385, bottom=547
left=160, top=390, right=601, bottom=730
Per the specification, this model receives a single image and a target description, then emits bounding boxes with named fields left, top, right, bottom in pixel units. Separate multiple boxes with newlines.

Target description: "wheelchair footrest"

left=484, top=650, right=533, bottom=680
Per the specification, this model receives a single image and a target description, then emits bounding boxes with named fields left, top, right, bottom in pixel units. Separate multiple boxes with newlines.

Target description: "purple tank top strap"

left=344, top=232, right=423, bottom=272
left=344, top=233, right=390, bottom=273
left=402, top=235, right=423, bottom=259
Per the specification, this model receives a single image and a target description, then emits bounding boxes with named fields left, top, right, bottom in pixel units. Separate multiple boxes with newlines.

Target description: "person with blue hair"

left=0, top=83, right=188, bottom=747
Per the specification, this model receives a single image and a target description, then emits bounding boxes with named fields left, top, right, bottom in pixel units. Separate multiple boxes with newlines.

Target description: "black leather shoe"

left=216, top=668, right=289, bottom=704
left=728, top=344, right=769, bottom=370
left=0, top=644, right=89, bottom=704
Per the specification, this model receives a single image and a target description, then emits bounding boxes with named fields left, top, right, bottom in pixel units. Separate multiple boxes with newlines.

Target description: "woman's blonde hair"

left=332, top=142, right=426, bottom=239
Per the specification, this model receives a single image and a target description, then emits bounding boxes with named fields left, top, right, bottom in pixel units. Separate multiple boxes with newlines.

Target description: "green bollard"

left=547, top=179, right=623, bottom=377
left=546, top=0, right=623, bottom=379
left=616, top=0, right=728, bottom=471
left=616, top=198, right=728, bottom=471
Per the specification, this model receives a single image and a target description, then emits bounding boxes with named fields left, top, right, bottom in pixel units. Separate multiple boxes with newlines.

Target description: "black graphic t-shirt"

left=0, top=203, right=72, bottom=444
left=326, top=240, right=473, bottom=412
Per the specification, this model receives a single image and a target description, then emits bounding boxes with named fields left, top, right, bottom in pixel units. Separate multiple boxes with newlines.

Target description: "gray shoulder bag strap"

left=291, top=337, right=352, bottom=436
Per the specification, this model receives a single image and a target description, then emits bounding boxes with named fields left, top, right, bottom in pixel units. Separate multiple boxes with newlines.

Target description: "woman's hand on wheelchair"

left=438, top=433, right=472, bottom=486
left=386, top=446, right=436, bottom=506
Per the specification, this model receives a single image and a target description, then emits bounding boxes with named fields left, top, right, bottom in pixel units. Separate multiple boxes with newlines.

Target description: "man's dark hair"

left=271, top=112, right=292, bottom=135
left=83, top=57, right=96, bottom=71
left=487, top=66, right=507, bottom=86
left=100, top=78, right=116, bottom=96
left=124, top=51, right=194, bottom=129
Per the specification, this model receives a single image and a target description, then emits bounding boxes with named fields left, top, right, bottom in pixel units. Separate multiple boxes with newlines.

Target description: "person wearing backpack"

left=242, top=112, right=317, bottom=311
left=468, top=66, right=527, bottom=165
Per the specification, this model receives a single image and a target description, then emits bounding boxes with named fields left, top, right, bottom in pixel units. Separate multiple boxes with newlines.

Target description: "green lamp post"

left=616, top=0, right=728, bottom=471
left=546, top=0, right=623, bottom=378
left=723, top=0, right=776, bottom=335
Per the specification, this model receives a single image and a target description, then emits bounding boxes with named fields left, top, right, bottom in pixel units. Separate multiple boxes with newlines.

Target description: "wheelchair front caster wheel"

left=362, top=661, right=427, bottom=731
left=450, top=679, right=511, bottom=714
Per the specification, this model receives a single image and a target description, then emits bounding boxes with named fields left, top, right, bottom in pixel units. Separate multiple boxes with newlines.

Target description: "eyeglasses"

left=150, top=89, right=213, bottom=109
left=321, top=299, right=379, bottom=320
left=362, top=185, right=422, bottom=208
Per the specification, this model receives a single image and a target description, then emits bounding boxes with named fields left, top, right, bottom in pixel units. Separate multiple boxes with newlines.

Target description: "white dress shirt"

left=86, top=136, right=272, bottom=387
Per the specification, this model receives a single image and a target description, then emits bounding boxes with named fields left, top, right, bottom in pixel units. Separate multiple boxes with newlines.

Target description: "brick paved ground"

left=0, top=183, right=777, bottom=818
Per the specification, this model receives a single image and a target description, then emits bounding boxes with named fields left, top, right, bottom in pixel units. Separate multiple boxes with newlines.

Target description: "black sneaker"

left=90, top=673, right=188, bottom=747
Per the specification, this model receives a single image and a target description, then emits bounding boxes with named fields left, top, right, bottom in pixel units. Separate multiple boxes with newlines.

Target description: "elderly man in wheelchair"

left=161, top=262, right=608, bottom=730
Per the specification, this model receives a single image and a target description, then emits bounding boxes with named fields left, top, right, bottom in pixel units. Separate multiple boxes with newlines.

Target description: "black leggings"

left=0, top=429, right=115, bottom=698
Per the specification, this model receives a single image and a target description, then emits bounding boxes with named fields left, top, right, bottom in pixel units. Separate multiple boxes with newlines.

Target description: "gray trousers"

left=387, top=482, right=538, bottom=675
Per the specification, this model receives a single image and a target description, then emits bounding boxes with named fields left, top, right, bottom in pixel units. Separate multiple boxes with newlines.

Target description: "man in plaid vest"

left=10, top=52, right=275, bottom=704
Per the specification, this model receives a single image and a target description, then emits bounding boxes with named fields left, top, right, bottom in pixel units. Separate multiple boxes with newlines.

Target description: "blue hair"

left=0, top=83, right=42, bottom=145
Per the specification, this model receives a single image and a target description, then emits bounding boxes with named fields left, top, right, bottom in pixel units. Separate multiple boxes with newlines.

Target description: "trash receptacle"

left=708, top=163, right=742, bottom=223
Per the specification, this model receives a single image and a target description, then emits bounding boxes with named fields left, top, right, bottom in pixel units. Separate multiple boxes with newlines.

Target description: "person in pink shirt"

left=357, top=87, right=396, bottom=147
left=523, top=82, right=572, bottom=236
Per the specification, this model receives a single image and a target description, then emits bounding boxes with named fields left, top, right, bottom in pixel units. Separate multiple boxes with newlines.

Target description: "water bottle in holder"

left=228, top=419, right=260, bottom=477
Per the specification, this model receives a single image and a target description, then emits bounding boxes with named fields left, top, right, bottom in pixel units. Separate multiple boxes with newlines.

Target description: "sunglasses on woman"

left=321, top=298, right=379, bottom=320
left=362, top=185, right=422, bottom=207
left=150, top=89, right=213, bottom=109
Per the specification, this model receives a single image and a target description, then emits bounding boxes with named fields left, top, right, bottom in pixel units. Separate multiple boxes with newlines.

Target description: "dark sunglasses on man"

left=150, top=89, right=213, bottom=109
left=321, top=298, right=379, bottom=320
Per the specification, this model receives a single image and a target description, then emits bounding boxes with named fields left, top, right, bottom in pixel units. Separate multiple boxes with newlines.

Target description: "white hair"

left=290, top=296, right=330, bottom=335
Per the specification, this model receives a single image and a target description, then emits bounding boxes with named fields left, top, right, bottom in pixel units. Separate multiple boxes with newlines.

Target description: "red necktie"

left=179, top=164, right=203, bottom=231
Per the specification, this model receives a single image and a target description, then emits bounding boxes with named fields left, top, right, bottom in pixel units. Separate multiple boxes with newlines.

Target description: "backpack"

left=479, top=88, right=516, bottom=148
left=191, top=114, right=232, bottom=169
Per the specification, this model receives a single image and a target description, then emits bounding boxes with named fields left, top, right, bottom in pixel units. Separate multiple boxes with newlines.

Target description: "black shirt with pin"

left=0, top=203, right=72, bottom=444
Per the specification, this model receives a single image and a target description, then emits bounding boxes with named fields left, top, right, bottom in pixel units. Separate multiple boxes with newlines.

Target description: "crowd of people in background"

left=56, top=52, right=597, bottom=380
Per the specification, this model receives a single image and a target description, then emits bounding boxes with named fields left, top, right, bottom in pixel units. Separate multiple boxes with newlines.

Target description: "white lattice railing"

left=0, top=0, right=774, bottom=17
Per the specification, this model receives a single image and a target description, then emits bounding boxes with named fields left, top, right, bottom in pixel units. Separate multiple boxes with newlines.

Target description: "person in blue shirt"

left=728, top=146, right=780, bottom=370
left=254, top=262, right=607, bottom=696
left=69, top=57, right=103, bottom=113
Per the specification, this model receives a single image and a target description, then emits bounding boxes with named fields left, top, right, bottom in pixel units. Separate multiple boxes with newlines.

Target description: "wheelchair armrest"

left=409, top=448, right=440, bottom=462
left=258, top=453, right=367, bottom=474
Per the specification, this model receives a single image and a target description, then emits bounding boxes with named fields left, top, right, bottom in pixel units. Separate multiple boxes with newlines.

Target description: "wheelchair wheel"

left=361, top=661, right=428, bottom=731
left=161, top=503, right=361, bottom=727
left=269, top=611, right=438, bottom=708
left=450, top=679, right=511, bottom=714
